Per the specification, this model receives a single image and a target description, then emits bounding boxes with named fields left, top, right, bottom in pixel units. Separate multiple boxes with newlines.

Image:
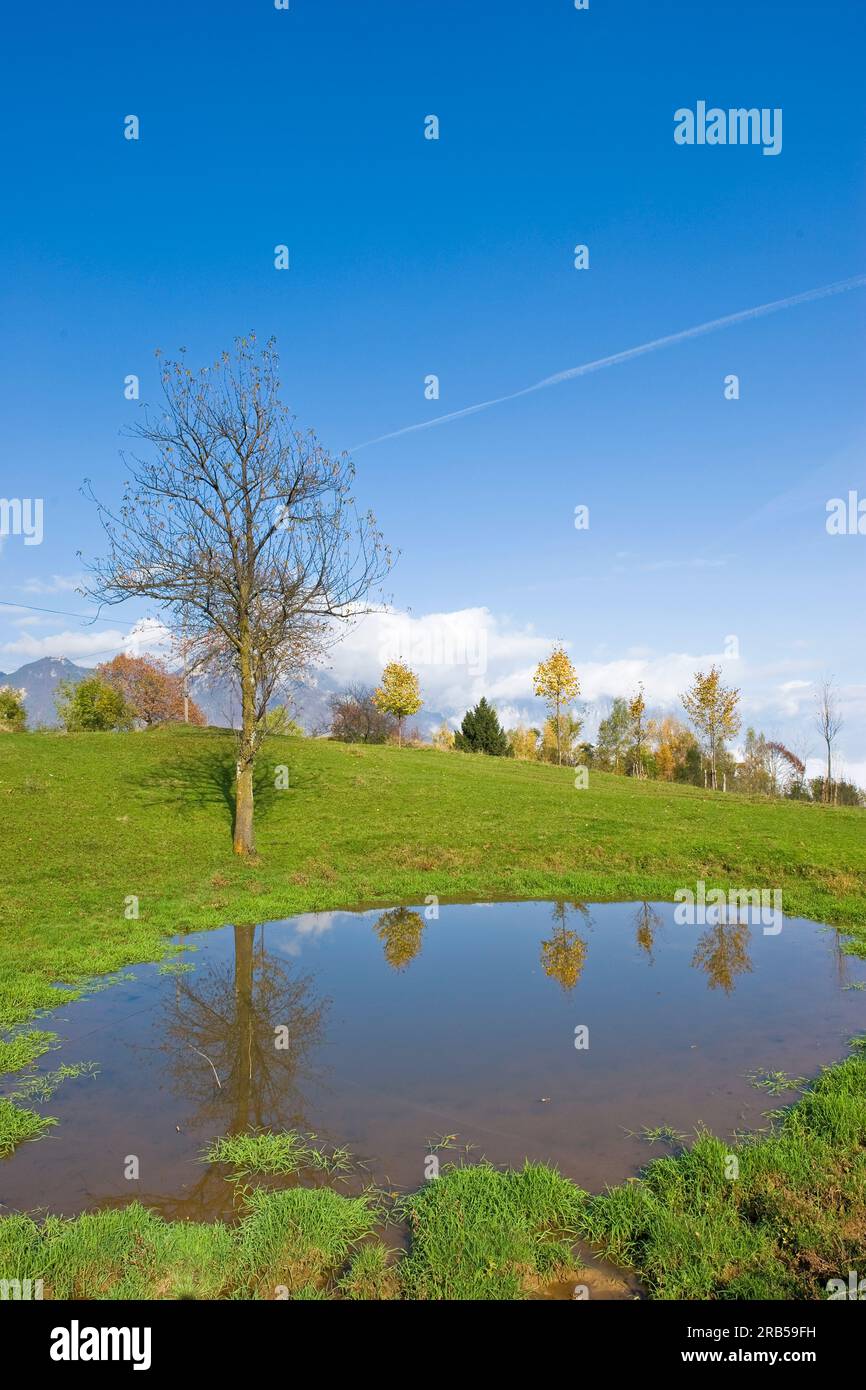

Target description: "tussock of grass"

left=204, top=1129, right=351, bottom=1178
left=0, top=1097, right=56, bottom=1157
left=236, top=1185, right=379, bottom=1297
left=28, top=1205, right=237, bottom=1300
left=400, top=1161, right=586, bottom=1300
left=338, top=1241, right=401, bottom=1300
left=1, top=1185, right=380, bottom=1301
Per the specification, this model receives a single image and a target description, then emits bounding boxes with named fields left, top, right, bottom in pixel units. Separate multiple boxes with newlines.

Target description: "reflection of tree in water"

left=691, top=920, right=753, bottom=993
left=540, top=901, right=590, bottom=991
left=634, top=901, right=663, bottom=961
left=831, top=929, right=852, bottom=990
left=159, top=924, right=328, bottom=1135
left=92, top=927, right=328, bottom=1226
left=373, top=908, right=426, bottom=971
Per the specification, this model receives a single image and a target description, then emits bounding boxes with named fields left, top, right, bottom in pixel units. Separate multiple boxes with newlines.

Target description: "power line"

left=0, top=597, right=153, bottom=627
left=0, top=598, right=168, bottom=666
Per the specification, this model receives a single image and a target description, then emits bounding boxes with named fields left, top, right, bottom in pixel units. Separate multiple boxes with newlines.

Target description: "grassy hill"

left=1, top=724, right=865, bottom=1029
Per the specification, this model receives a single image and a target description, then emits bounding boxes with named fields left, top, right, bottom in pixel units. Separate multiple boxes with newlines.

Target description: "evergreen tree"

left=454, top=697, right=509, bottom=755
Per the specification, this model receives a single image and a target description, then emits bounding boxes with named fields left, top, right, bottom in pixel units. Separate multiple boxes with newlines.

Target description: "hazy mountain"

left=1, top=656, right=89, bottom=727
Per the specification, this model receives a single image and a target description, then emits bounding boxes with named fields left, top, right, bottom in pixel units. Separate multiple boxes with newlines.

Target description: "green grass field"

left=1, top=724, right=865, bottom=1030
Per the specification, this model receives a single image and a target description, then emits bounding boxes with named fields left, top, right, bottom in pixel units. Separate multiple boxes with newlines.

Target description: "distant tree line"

left=324, top=652, right=860, bottom=806
left=4, top=630, right=859, bottom=809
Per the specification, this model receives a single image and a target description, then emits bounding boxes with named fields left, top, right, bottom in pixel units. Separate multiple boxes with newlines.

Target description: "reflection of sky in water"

left=273, top=911, right=345, bottom=955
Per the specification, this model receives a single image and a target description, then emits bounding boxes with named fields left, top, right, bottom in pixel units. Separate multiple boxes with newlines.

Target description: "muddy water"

left=1, top=901, right=863, bottom=1231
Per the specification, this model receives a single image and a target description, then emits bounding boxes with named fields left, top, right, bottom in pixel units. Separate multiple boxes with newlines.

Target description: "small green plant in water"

left=633, top=1124, right=689, bottom=1147
left=747, top=1069, right=806, bottom=1096
left=203, top=1130, right=352, bottom=1179
left=10, top=1061, right=99, bottom=1104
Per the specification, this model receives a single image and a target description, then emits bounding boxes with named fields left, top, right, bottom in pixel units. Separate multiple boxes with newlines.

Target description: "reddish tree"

left=97, top=653, right=206, bottom=727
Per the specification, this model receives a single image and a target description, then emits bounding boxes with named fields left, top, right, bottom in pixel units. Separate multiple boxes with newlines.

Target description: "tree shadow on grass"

left=134, top=745, right=321, bottom=839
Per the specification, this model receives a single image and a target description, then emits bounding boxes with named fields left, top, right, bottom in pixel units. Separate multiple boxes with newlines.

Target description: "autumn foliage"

left=97, top=654, right=205, bottom=728
left=372, top=662, right=422, bottom=746
left=533, top=647, right=580, bottom=766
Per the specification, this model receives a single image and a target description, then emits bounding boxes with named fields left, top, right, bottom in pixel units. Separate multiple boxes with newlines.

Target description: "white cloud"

left=314, top=607, right=743, bottom=726
left=17, top=574, right=85, bottom=596
left=317, top=606, right=554, bottom=720
left=805, top=756, right=866, bottom=789
left=0, top=628, right=130, bottom=662
left=0, top=616, right=172, bottom=665
left=120, top=618, right=172, bottom=658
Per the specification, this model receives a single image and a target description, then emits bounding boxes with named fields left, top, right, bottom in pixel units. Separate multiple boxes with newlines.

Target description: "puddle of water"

left=1, top=900, right=863, bottom=1235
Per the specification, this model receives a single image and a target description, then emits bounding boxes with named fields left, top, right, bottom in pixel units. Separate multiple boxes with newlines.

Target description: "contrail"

left=350, top=273, right=866, bottom=451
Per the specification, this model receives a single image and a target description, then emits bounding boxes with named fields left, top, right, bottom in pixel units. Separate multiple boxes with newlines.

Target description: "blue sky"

left=1, top=0, right=864, bottom=772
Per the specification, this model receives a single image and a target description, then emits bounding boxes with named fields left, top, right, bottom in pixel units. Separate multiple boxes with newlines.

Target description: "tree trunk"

left=825, top=737, right=832, bottom=804
left=556, top=693, right=561, bottom=766
left=234, top=752, right=255, bottom=855
left=234, top=637, right=256, bottom=856
left=232, top=924, right=254, bottom=1133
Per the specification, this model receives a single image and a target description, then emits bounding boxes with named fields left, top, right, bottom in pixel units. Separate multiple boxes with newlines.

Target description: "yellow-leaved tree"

left=681, top=665, right=740, bottom=791
left=373, top=661, right=422, bottom=747
left=533, top=646, right=580, bottom=766
left=628, top=683, right=647, bottom=778
left=433, top=721, right=455, bottom=751
left=508, top=725, right=540, bottom=760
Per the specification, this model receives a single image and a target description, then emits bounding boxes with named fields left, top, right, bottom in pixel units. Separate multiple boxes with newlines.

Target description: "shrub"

left=55, top=677, right=135, bottom=732
left=262, top=705, right=304, bottom=737
left=0, top=685, right=26, bottom=732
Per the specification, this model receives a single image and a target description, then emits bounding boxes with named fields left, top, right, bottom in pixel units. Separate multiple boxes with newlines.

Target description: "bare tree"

left=84, top=335, right=389, bottom=854
left=329, top=682, right=396, bottom=743
left=814, top=677, right=843, bottom=804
